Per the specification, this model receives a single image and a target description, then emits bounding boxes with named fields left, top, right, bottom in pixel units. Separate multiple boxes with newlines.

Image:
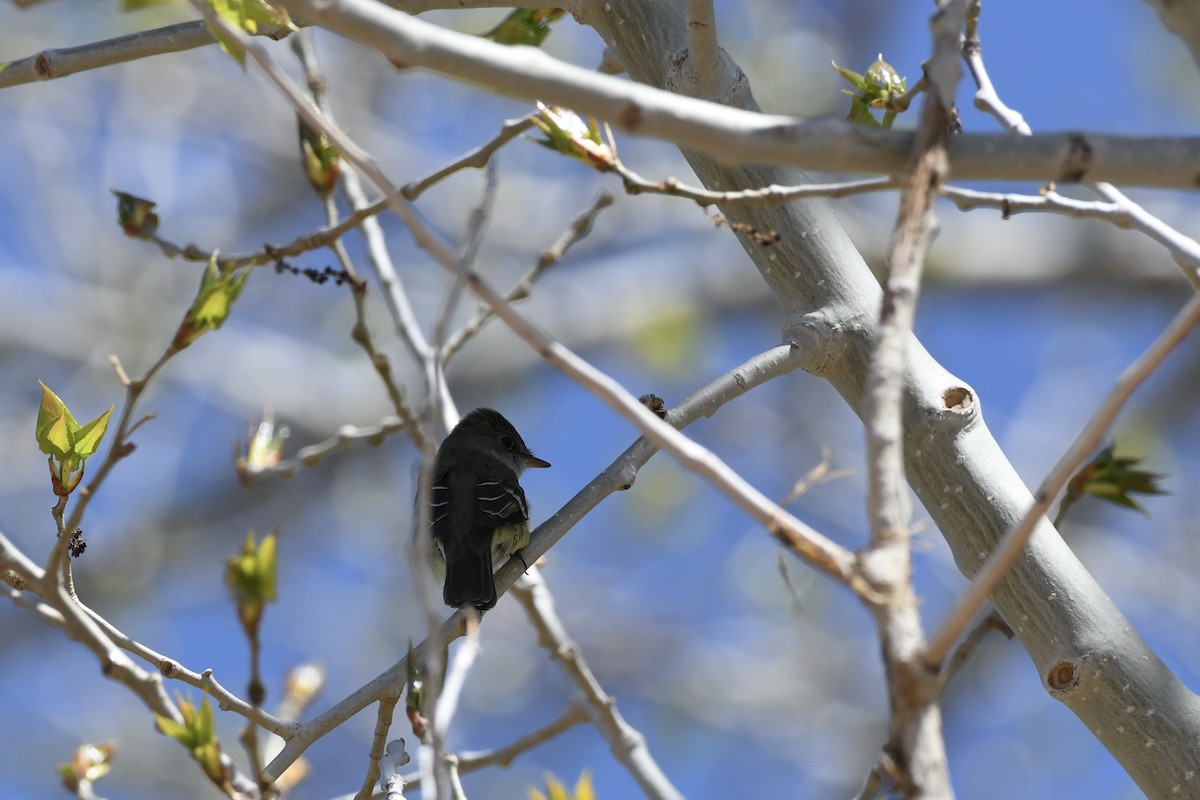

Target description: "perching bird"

left=427, top=409, right=550, bottom=610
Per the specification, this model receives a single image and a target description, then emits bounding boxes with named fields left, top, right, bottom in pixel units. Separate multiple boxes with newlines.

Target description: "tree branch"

left=857, top=3, right=962, bottom=796
left=510, top=570, right=683, bottom=800
left=926, top=290, right=1200, bottom=665
left=279, top=0, right=1200, bottom=188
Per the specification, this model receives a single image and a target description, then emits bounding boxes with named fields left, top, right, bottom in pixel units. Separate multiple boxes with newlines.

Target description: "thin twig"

left=938, top=611, right=1012, bottom=689
left=955, top=3, right=1200, bottom=291
left=442, top=190, right=615, bottom=362
left=401, top=116, right=536, bottom=201
left=0, top=21, right=241, bottom=90
left=238, top=415, right=412, bottom=483
left=397, top=703, right=588, bottom=791
left=961, top=1, right=1030, bottom=136
left=290, top=25, right=458, bottom=433
left=454, top=702, right=588, bottom=771
left=511, top=570, right=683, bottom=800
left=942, top=185, right=1200, bottom=291
left=612, top=164, right=901, bottom=207
left=354, top=693, right=402, bottom=800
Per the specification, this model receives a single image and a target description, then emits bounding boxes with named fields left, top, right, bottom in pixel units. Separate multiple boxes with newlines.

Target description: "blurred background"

left=2, top=2, right=1200, bottom=798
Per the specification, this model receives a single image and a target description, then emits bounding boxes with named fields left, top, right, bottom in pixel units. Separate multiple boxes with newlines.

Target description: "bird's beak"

left=523, top=453, right=551, bottom=469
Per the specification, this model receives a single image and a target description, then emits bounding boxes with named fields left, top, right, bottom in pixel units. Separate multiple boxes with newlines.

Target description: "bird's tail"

left=443, top=551, right=497, bottom=611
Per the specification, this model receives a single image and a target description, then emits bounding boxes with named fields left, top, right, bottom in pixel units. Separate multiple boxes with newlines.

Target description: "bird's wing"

left=430, top=469, right=453, bottom=541
left=474, top=464, right=529, bottom=526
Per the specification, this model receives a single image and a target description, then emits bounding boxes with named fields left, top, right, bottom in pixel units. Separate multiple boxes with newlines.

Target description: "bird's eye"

left=499, top=435, right=516, bottom=450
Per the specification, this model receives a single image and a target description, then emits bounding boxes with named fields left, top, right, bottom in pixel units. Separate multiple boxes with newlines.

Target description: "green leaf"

left=298, top=118, right=340, bottom=194
left=57, top=742, right=116, bottom=791
left=1064, top=444, right=1168, bottom=518
left=573, top=771, right=595, bottom=800
left=36, top=381, right=78, bottom=459
left=173, top=253, right=251, bottom=349
left=831, top=62, right=867, bottom=93
left=155, top=696, right=231, bottom=789
left=226, top=530, right=279, bottom=634
left=833, top=54, right=908, bottom=128
left=204, top=0, right=297, bottom=67
left=483, top=8, right=565, bottom=47
left=205, top=0, right=248, bottom=67
left=530, top=103, right=615, bottom=170
left=529, top=772, right=593, bottom=800
left=73, top=406, right=114, bottom=459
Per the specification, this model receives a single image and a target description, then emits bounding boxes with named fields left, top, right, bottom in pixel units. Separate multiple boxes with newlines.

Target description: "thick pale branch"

left=926, top=291, right=1200, bottom=665
left=278, top=0, right=1200, bottom=188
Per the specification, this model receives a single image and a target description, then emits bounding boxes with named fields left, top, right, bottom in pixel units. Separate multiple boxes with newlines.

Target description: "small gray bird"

left=427, top=409, right=550, bottom=610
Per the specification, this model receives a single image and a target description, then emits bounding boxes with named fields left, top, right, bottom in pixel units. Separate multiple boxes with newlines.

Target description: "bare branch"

left=942, top=185, right=1200, bottom=290
left=443, top=191, right=615, bottom=362
left=856, top=2, right=962, bottom=796
left=955, top=4, right=1200, bottom=291
left=0, top=21, right=220, bottom=90
left=402, top=116, right=536, bottom=201
left=453, top=702, right=588, bottom=772
left=612, top=165, right=901, bottom=207
left=511, top=570, right=684, bottom=800
left=962, top=2, right=1030, bottom=135
left=354, top=693, right=402, bottom=800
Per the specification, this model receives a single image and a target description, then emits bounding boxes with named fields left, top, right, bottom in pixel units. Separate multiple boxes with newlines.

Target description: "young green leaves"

left=155, top=696, right=232, bottom=793
left=528, top=770, right=595, bottom=800
left=35, top=382, right=113, bottom=496
left=225, top=530, right=278, bottom=639
left=173, top=253, right=251, bottom=351
left=57, top=742, right=116, bottom=797
left=833, top=54, right=909, bottom=129
left=298, top=117, right=340, bottom=195
left=482, top=8, right=566, bottom=47
left=531, top=103, right=616, bottom=170
left=204, top=0, right=297, bottom=68
left=1061, top=444, right=1167, bottom=519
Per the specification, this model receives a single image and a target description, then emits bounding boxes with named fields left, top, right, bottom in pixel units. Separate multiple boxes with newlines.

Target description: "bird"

left=426, top=408, right=550, bottom=611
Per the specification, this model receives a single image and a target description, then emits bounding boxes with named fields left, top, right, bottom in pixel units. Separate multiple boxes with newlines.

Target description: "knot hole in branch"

left=1046, top=658, right=1081, bottom=694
